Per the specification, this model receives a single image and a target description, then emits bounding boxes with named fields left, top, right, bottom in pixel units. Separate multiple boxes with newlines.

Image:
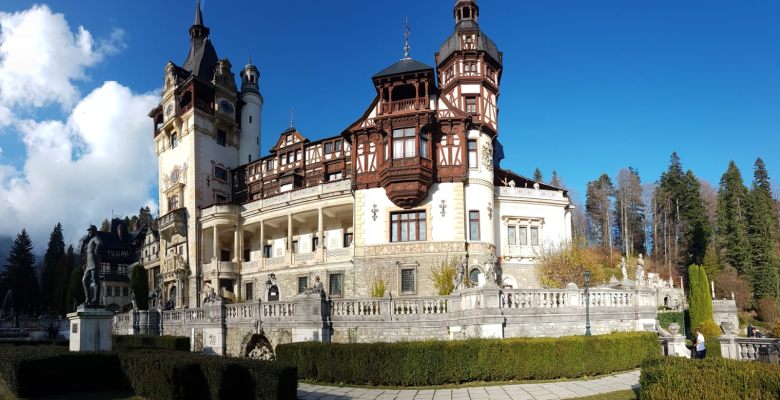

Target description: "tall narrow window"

left=343, top=233, right=353, bottom=247
left=216, top=130, right=226, bottom=146
left=263, top=245, right=272, bottom=258
left=419, top=132, right=429, bottom=158
left=519, top=226, right=528, bottom=245
left=390, top=210, right=427, bottom=242
left=298, top=277, right=308, bottom=294
left=467, top=140, right=478, bottom=169
left=469, top=210, right=480, bottom=241
left=392, top=128, right=416, bottom=159
left=312, top=236, right=319, bottom=250
left=329, top=273, right=343, bottom=297
left=324, top=142, right=333, bottom=154
left=465, top=97, right=477, bottom=113
left=170, top=133, right=178, bottom=149
left=508, top=225, right=516, bottom=245
left=531, top=227, right=540, bottom=246
left=401, top=268, right=415, bottom=293
left=168, top=195, right=179, bottom=211
left=266, top=159, right=274, bottom=171
left=245, top=282, right=254, bottom=301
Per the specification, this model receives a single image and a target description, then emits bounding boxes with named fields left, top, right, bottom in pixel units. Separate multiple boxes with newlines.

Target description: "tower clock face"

left=219, top=99, right=234, bottom=113
left=170, top=169, right=180, bottom=183
left=165, top=103, right=174, bottom=118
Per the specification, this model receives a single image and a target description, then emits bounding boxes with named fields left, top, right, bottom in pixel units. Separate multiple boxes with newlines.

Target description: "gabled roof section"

left=270, top=127, right=309, bottom=153
left=494, top=168, right=568, bottom=196
left=183, top=0, right=218, bottom=81
left=372, top=58, right=434, bottom=79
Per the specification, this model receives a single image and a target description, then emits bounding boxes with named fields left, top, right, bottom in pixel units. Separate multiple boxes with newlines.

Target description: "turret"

left=239, top=60, right=262, bottom=163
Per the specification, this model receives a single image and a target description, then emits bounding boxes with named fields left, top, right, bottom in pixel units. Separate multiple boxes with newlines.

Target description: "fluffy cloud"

left=0, top=5, right=158, bottom=248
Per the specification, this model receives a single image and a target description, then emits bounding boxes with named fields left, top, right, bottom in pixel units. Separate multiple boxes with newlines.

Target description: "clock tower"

left=148, top=0, right=259, bottom=308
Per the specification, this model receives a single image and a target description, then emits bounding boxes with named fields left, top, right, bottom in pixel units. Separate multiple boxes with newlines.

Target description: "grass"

left=574, top=390, right=638, bottom=400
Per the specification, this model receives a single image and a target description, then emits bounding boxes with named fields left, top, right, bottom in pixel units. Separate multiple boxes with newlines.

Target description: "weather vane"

left=403, top=18, right=410, bottom=60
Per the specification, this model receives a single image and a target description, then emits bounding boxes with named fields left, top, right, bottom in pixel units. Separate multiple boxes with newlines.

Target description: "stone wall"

left=713, top=298, right=739, bottom=332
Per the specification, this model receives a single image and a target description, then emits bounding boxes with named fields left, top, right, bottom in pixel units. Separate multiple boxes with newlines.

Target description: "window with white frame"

left=392, top=128, right=416, bottom=159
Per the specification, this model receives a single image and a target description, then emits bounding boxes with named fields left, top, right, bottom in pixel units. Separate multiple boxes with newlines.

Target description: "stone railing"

left=0, top=318, right=67, bottom=330
left=331, top=299, right=385, bottom=317
left=226, top=302, right=259, bottom=320
left=242, top=260, right=260, bottom=273
left=256, top=179, right=352, bottom=210
left=496, top=186, right=566, bottom=200
left=721, top=337, right=780, bottom=363
left=326, top=246, right=351, bottom=261
left=585, top=290, right=635, bottom=307
left=501, top=289, right=576, bottom=309
left=295, top=251, right=316, bottom=263
left=162, top=309, right=184, bottom=322
left=201, top=203, right=238, bottom=218
left=217, top=261, right=238, bottom=274
left=262, top=301, right=295, bottom=318
left=265, top=255, right=287, bottom=268
left=393, top=297, right=449, bottom=315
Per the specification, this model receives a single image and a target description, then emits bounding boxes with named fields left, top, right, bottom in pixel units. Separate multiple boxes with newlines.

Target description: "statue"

left=485, top=254, right=500, bottom=286
left=453, top=256, right=466, bottom=290
left=620, top=256, right=628, bottom=282
left=304, top=276, right=326, bottom=298
left=131, top=291, right=138, bottom=311
left=80, top=225, right=103, bottom=307
left=248, top=343, right=276, bottom=361
left=635, top=254, right=645, bottom=286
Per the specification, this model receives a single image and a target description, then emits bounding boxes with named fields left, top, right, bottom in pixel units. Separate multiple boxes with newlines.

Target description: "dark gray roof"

left=183, top=37, right=218, bottom=81
left=372, top=58, right=433, bottom=79
left=438, top=20, right=501, bottom=64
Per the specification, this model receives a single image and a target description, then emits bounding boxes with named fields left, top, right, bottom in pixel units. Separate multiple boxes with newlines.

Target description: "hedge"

left=277, top=332, right=660, bottom=386
left=0, top=345, right=129, bottom=397
left=113, top=334, right=190, bottom=351
left=657, top=311, right=685, bottom=335
left=640, top=357, right=780, bottom=400
left=0, top=345, right=297, bottom=400
left=118, top=350, right=297, bottom=400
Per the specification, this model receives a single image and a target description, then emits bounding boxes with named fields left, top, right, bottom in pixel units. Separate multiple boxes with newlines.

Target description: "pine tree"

left=716, top=161, right=751, bottom=277
left=614, top=168, right=646, bottom=257
left=702, top=242, right=720, bottom=281
left=0, top=229, right=39, bottom=315
left=130, top=263, right=149, bottom=310
left=747, top=158, right=780, bottom=298
left=533, top=168, right=543, bottom=182
left=681, top=170, right=711, bottom=266
left=585, top=174, right=614, bottom=255
left=39, top=223, right=65, bottom=311
left=67, top=267, right=85, bottom=312
left=550, top=170, right=562, bottom=187
left=52, top=245, right=77, bottom=316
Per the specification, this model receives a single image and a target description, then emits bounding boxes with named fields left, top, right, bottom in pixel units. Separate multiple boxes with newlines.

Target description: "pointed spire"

left=194, top=0, right=204, bottom=26
left=403, top=18, right=411, bottom=60
left=290, top=109, right=295, bottom=128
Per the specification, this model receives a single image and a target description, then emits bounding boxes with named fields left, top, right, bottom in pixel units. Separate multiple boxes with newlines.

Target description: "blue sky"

left=0, top=0, right=778, bottom=247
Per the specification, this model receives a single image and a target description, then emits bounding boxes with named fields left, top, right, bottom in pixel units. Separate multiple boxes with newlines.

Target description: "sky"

left=0, top=0, right=778, bottom=250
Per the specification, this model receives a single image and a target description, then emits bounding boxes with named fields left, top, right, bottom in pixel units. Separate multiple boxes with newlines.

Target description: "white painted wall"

left=239, top=91, right=261, bottom=164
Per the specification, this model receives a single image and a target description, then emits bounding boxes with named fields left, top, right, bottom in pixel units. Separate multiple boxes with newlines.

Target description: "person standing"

left=694, top=330, right=707, bottom=359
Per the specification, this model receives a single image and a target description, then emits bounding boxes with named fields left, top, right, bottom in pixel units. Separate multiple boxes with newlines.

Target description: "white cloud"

left=0, top=5, right=158, bottom=248
left=0, top=5, right=124, bottom=114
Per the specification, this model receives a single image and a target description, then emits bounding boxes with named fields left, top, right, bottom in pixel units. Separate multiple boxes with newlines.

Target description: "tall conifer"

left=40, top=223, right=65, bottom=311
left=0, top=230, right=39, bottom=315
left=747, top=158, right=779, bottom=298
left=716, top=161, right=751, bottom=278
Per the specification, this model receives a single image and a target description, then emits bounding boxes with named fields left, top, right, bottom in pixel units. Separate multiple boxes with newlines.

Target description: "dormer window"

left=465, top=35, right=475, bottom=50
left=392, top=128, right=416, bottom=159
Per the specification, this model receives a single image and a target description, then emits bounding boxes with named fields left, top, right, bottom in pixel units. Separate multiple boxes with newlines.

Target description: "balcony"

left=380, top=97, right=429, bottom=115
left=158, top=208, right=186, bottom=241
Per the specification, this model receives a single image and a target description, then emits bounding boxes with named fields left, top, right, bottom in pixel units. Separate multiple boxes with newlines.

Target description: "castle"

left=147, top=0, right=573, bottom=310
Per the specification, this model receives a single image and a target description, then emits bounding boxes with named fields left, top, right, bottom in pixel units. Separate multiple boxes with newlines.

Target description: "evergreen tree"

left=100, top=219, right=110, bottom=232
left=716, top=161, right=751, bottom=277
left=39, top=223, right=65, bottom=311
left=67, top=267, right=85, bottom=312
left=0, top=229, right=39, bottom=315
left=52, top=245, right=77, bottom=316
left=614, top=168, right=646, bottom=257
left=550, top=170, right=562, bottom=187
left=747, top=158, right=780, bottom=298
left=533, top=168, right=543, bottom=182
left=688, top=264, right=714, bottom=334
left=130, top=263, right=149, bottom=310
left=138, top=206, right=155, bottom=229
left=681, top=170, right=711, bottom=266
left=585, top=174, right=614, bottom=254
left=702, top=243, right=720, bottom=282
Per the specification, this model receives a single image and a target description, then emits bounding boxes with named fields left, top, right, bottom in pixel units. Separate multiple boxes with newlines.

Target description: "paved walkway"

left=298, top=370, right=640, bottom=400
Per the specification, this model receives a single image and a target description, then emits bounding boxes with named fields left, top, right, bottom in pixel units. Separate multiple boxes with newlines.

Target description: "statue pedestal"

left=67, top=307, right=113, bottom=352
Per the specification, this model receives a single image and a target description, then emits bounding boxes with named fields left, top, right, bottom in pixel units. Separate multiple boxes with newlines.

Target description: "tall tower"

left=239, top=61, right=262, bottom=163
left=435, top=0, right=503, bottom=248
left=149, top=0, right=243, bottom=309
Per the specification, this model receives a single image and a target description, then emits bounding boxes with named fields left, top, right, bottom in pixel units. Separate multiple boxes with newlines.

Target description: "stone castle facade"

left=147, top=0, right=573, bottom=310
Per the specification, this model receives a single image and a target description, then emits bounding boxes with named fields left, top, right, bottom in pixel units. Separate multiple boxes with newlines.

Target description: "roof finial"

left=194, top=0, right=204, bottom=26
left=403, top=18, right=410, bottom=60
left=248, top=55, right=252, bottom=65
left=290, top=109, right=295, bottom=128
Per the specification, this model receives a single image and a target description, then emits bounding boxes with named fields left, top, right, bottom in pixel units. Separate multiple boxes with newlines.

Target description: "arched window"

left=168, top=195, right=179, bottom=211
left=469, top=268, right=481, bottom=285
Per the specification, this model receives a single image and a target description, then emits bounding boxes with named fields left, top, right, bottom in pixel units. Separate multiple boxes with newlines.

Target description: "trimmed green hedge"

left=0, top=345, right=297, bottom=400
left=113, top=334, right=190, bottom=351
left=118, top=350, right=297, bottom=400
left=657, top=311, right=685, bottom=335
left=277, top=332, right=660, bottom=386
left=0, top=345, right=128, bottom=397
left=640, top=357, right=780, bottom=400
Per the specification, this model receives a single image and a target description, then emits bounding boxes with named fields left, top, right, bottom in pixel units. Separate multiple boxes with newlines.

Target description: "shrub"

left=657, top=311, right=685, bottom=335
left=640, top=357, right=780, bottom=400
left=714, top=267, right=752, bottom=310
left=277, top=332, right=659, bottom=386
left=370, top=279, right=386, bottom=298
left=113, top=334, right=190, bottom=351
left=431, top=257, right=456, bottom=295
left=536, top=240, right=606, bottom=288
left=118, top=350, right=297, bottom=400
left=693, top=320, right=722, bottom=358
left=0, top=345, right=128, bottom=397
left=756, top=296, right=780, bottom=324
left=688, top=264, right=714, bottom=335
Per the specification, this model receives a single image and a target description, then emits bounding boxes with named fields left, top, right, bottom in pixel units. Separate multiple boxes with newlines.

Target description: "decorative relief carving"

left=487, top=202, right=493, bottom=220
left=363, top=241, right=466, bottom=256
left=371, top=204, right=379, bottom=221
left=481, top=142, right=493, bottom=171
left=439, top=200, right=447, bottom=217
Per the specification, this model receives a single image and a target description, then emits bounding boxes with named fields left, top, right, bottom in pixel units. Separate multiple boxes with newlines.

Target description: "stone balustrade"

left=226, top=303, right=259, bottom=320
left=0, top=318, right=67, bottom=330
left=495, top=186, right=566, bottom=200
left=251, top=179, right=352, bottom=210
left=262, top=301, right=295, bottom=318
left=720, top=336, right=780, bottom=363
left=325, top=246, right=351, bottom=262
left=200, top=203, right=238, bottom=218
